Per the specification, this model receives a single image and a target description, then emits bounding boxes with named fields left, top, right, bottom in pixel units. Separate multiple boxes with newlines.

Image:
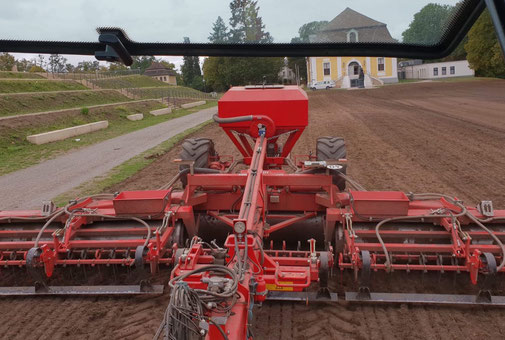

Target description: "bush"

left=115, top=105, right=130, bottom=118
left=81, top=107, right=89, bottom=115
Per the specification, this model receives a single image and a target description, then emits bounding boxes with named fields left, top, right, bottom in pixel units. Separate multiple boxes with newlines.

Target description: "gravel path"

left=0, top=106, right=217, bottom=210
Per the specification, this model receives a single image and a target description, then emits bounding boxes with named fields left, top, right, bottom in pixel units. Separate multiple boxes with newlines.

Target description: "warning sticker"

left=266, top=282, right=294, bottom=292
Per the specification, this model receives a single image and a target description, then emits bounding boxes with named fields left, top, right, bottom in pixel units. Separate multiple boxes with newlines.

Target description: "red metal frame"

left=1, top=85, right=505, bottom=338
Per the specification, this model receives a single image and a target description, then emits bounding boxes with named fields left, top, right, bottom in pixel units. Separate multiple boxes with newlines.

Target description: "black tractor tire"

left=316, top=136, right=347, bottom=191
left=179, top=138, right=216, bottom=187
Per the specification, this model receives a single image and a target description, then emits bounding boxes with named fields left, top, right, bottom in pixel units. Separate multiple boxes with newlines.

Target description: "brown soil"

left=1, top=79, right=505, bottom=339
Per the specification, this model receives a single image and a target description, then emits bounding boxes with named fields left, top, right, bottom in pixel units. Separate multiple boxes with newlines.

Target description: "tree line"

left=0, top=53, right=176, bottom=76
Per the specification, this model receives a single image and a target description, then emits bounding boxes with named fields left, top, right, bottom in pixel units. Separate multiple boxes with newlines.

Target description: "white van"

left=310, top=80, right=335, bottom=90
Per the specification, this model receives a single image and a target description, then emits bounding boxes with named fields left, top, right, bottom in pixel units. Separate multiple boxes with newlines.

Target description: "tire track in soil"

left=0, top=297, right=46, bottom=340
left=36, top=298, right=82, bottom=340
left=112, top=296, right=167, bottom=340
left=18, top=298, right=63, bottom=340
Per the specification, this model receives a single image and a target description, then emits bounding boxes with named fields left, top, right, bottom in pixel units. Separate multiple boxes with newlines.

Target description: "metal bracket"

left=41, top=201, right=55, bottom=217
left=95, top=29, right=133, bottom=66
left=478, top=201, right=494, bottom=217
left=173, top=159, right=195, bottom=175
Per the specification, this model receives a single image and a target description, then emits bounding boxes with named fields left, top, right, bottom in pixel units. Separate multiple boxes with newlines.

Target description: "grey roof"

left=310, top=8, right=395, bottom=43
left=143, top=62, right=177, bottom=77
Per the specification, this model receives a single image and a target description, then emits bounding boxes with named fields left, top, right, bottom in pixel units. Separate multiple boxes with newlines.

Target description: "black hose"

left=179, top=167, right=222, bottom=187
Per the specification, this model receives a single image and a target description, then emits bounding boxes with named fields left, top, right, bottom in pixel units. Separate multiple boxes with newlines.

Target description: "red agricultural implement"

left=1, top=85, right=505, bottom=339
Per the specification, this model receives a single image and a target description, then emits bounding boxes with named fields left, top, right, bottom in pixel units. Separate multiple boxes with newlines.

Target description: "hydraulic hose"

left=62, top=194, right=153, bottom=247
left=33, top=210, right=65, bottom=248
left=213, top=114, right=253, bottom=124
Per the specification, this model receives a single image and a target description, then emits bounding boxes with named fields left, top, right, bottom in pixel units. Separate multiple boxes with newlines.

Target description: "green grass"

left=398, top=79, right=422, bottom=83
left=434, top=76, right=492, bottom=82
left=0, top=71, right=44, bottom=79
left=91, top=75, right=169, bottom=89
left=0, top=90, right=131, bottom=116
left=131, top=86, right=219, bottom=101
left=0, top=101, right=217, bottom=175
left=52, top=120, right=212, bottom=206
left=0, top=79, right=87, bottom=93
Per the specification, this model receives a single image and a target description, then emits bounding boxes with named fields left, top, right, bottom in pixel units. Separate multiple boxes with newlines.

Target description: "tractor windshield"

left=1, top=0, right=461, bottom=45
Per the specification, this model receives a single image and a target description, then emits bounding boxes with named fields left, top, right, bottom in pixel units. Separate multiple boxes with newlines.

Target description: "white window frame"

left=450, top=66, right=456, bottom=75
left=323, top=62, right=331, bottom=77
left=377, top=57, right=385, bottom=75
left=433, top=67, right=438, bottom=76
left=347, top=29, right=359, bottom=43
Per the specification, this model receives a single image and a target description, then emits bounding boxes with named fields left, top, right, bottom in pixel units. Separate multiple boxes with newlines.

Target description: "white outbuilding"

left=398, top=60, right=474, bottom=80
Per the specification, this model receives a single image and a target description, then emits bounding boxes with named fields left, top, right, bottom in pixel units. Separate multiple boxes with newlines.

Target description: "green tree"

left=465, top=9, right=505, bottom=78
left=48, top=54, right=67, bottom=73
left=131, top=56, right=156, bottom=73
left=15, top=58, right=34, bottom=72
left=76, top=61, right=100, bottom=72
left=287, top=21, right=328, bottom=84
left=36, top=55, right=47, bottom=69
left=203, top=57, right=283, bottom=92
left=65, top=63, right=76, bottom=73
left=29, top=65, right=45, bottom=73
left=209, top=16, right=230, bottom=43
left=107, top=62, right=128, bottom=71
left=203, top=0, right=281, bottom=91
left=191, top=75, right=204, bottom=91
left=291, top=21, right=328, bottom=43
left=229, top=0, right=272, bottom=43
left=287, top=57, right=306, bottom=83
left=181, top=37, right=202, bottom=88
left=402, top=4, right=453, bottom=44
left=442, top=37, right=468, bottom=61
left=158, top=60, right=176, bottom=70
left=0, top=53, right=16, bottom=71
left=203, top=57, right=229, bottom=92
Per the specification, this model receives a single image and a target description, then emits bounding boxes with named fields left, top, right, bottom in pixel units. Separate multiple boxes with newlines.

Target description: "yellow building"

left=307, top=8, right=398, bottom=88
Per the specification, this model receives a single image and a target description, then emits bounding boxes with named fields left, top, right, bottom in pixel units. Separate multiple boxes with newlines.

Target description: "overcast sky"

left=3, top=0, right=457, bottom=68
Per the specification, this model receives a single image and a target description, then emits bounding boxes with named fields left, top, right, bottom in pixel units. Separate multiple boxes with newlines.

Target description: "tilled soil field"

left=1, top=79, right=505, bottom=339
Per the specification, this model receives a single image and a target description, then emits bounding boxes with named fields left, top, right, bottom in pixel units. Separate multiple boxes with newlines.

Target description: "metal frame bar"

left=0, top=0, right=487, bottom=59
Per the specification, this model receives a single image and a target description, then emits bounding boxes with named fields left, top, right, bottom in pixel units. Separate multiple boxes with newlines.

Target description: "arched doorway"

left=347, top=61, right=362, bottom=88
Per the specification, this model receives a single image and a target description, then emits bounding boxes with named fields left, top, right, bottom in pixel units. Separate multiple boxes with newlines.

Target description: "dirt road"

left=0, top=106, right=217, bottom=210
left=1, top=79, right=505, bottom=339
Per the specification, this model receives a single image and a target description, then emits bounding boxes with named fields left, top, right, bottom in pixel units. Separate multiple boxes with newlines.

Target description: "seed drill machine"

left=1, top=85, right=505, bottom=339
